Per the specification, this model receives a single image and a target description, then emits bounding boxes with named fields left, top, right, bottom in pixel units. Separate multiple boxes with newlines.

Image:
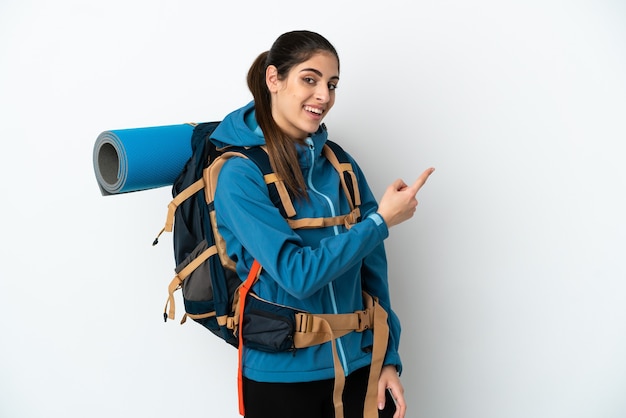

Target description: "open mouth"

left=304, top=105, right=323, bottom=116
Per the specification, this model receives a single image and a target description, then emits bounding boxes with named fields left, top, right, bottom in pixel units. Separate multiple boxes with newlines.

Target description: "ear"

left=266, top=65, right=279, bottom=93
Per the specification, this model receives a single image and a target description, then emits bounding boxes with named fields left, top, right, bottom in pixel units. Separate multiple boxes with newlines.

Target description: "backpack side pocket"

left=242, top=295, right=299, bottom=353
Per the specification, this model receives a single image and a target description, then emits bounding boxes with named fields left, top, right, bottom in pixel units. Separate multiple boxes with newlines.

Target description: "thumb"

left=377, top=384, right=388, bottom=410
left=391, top=178, right=409, bottom=191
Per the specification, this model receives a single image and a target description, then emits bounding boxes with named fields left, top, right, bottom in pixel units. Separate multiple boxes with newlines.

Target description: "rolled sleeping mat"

left=93, top=123, right=195, bottom=195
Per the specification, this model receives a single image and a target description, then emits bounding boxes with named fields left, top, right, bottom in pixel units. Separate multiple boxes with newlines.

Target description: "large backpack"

left=153, top=122, right=389, bottom=418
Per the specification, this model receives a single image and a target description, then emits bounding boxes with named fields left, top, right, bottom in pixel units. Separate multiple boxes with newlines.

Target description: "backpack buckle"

left=227, top=316, right=236, bottom=330
left=343, top=208, right=361, bottom=229
left=356, top=309, right=372, bottom=332
left=295, top=312, right=314, bottom=333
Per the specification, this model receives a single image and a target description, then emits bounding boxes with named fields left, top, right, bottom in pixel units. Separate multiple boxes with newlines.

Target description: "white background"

left=1, top=1, right=625, bottom=417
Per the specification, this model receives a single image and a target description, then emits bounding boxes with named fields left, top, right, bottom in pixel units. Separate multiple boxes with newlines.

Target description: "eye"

left=328, top=83, right=338, bottom=91
left=303, top=76, right=316, bottom=85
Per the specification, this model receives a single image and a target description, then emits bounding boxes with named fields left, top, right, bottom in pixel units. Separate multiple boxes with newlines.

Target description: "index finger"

left=410, top=167, right=435, bottom=194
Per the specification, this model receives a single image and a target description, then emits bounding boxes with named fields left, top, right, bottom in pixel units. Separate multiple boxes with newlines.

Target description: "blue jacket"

left=211, top=101, right=402, bottom=383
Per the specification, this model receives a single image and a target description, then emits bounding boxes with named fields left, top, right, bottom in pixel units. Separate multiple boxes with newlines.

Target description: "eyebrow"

left=300, top=68, right=340, bottom=80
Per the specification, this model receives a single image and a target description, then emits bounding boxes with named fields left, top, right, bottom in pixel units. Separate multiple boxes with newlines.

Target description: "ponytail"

left=247, top=52, right=308, bottom=200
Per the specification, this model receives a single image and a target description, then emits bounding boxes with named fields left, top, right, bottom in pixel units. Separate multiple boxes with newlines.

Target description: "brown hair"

left=247, top=30, right=339, bottom=199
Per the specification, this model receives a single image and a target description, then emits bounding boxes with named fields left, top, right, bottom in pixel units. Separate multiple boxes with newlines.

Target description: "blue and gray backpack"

left=153, top=121, right=389, bottom=418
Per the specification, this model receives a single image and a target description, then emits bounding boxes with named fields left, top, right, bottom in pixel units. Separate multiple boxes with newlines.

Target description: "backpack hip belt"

left=236, top=262, right=389, bottom=418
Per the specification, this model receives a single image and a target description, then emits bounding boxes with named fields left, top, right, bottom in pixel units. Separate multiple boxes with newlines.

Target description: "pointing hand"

left=376, top=167, right=435, bottom=228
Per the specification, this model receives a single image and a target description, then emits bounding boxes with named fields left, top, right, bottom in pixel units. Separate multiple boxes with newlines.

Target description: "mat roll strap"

left=92, top=123, right=196, bottom=196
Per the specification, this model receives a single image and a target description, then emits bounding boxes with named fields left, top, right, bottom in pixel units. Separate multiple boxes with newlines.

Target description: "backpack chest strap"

left=286, top=207, right=361, bottom=230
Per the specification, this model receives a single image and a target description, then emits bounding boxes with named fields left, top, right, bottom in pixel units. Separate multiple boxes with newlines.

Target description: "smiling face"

left=266, top=51, right=339, bottom=141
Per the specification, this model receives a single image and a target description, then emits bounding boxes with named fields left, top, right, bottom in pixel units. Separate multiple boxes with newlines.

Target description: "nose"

left=315, top=84, right=331, bottom=103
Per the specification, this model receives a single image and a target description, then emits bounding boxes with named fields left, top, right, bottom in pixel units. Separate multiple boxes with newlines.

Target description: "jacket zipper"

left=305, top=138, right=349, bottom=374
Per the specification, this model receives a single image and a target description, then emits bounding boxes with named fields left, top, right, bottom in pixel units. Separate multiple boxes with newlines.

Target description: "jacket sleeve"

left=214, top=156, right=390, bottom=299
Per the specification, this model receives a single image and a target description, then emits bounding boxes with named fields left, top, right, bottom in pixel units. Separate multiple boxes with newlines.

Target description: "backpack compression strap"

left=152, top=178, right=205, bottom=245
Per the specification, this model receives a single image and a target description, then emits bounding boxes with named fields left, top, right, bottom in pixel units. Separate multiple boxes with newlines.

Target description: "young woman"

left=210, top=30, right=434, bottom=418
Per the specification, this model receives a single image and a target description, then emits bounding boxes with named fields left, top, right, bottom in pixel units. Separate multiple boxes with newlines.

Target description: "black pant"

left=243, top=366, right=396, bottom=418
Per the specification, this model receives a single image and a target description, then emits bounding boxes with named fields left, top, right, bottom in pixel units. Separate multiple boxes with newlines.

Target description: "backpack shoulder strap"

left=233, top=146, right=297, bottom=218
left=203, top=146, right=296, bottom=219
left=323, top=140, right=361, bottom=211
